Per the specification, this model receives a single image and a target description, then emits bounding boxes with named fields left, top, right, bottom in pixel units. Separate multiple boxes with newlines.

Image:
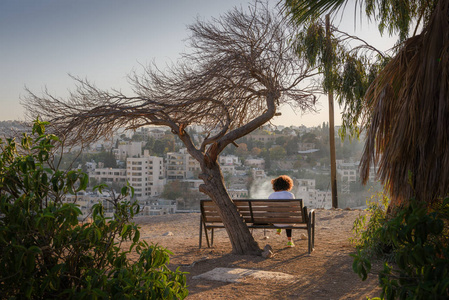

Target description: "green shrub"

left=0, top=120, right=188, bottom=299
left=351, top=195, right=449, bottom=299
left=350, top=191, right=394, bottom=269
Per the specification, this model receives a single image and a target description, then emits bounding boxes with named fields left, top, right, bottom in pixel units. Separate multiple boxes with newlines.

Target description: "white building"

left=295, top=178, right=332, bottom=209
left=338, top=169, right=357, bottom=183
left=114, top=141, right=143, bottom=161
left=228, top=188, right=249, bottom=199
left=90, top=168, right=127, bottom=185
left=127, top=150, right=165, bottom=200
left=148, top=128, right=166, bottom=139
left=336, top=161, right=358, bottom=183
left=245, top=157, right=265, bottom=169
left=296, top=179, right=316, bottom=189
left=139, top=199, right=177, bottom=215
left=251, top=168, right=266, bottom=179
left=219, top=155, right=241, bottom=166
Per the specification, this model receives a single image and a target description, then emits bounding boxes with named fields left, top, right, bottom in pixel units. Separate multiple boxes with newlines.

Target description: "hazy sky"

left=0, top=0, right=396, bottom=127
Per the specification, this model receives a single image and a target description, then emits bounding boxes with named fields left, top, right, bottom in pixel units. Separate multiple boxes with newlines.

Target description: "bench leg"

left=205, top=226, right=211, bottom=248
left=199, top=217, right=203, bottom=248
left=307, top=211, right=315, bottom=254
left=199, top=216, right=211, bottom=248
left=312, top=212, right=315, bottom=250
left=307, top=226, right=312, bottom=254
left=211, top=228, right=214, bottom=247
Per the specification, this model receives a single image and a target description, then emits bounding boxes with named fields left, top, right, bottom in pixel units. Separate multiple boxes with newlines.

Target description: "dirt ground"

left=130, top=209, right=383, bottom=299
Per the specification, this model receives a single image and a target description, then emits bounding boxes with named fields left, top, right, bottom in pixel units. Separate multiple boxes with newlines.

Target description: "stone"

left=162, top=231, right=174, bottom=236
left=261, top=244, right=275, bottom=259
left=193, top=268, right=295, bottom=283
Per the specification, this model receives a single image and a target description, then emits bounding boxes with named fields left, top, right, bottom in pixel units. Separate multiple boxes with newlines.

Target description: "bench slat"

left=253, top=218, right=303, bottom=223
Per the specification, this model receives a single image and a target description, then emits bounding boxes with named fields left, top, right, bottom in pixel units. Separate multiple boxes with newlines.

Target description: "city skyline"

left=1, top=0, right=396, bottom=127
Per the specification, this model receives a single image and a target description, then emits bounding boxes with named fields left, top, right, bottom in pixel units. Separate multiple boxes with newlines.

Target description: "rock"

left=299, top=233, right=307, bottom=240
left=162, top=231, right=174, bottom=236
left=262, top=236, right=269, bottom=240
left=261, top=244, right=275, bottom=259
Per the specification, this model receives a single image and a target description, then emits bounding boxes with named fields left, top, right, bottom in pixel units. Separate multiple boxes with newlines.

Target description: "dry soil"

left=128, top=209, right=382, bottom=299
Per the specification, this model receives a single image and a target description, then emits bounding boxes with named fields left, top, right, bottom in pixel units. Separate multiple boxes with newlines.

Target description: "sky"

left=0, top=0, right=397, bottom=127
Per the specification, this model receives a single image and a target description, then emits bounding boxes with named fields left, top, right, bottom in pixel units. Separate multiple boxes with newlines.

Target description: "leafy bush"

left=350, top=191, right=394, bottom=269
left=0, top=120, right=188, bottom=299
left=351, top=195, right=449, bottom=299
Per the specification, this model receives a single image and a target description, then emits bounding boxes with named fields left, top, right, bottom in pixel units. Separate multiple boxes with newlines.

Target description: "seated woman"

left=268, top=175, right=295, bottom=247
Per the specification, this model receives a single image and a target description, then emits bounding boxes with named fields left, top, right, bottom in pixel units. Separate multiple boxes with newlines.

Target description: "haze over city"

left=1, top=0, right=396, bottom=127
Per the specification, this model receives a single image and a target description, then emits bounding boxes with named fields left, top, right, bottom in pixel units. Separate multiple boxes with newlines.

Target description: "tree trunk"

left=199, top=162, right=261, bottom=255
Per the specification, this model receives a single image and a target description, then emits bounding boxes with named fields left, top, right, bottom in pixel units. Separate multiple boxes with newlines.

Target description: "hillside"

left=129, top=209, right=382, bottom=299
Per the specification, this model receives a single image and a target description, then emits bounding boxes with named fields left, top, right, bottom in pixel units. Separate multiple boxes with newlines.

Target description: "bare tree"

left=23, top=1, right=318, bottom=255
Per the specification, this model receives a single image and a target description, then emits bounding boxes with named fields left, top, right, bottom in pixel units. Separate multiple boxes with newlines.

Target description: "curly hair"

left=271, top=175, right=294, bottom=191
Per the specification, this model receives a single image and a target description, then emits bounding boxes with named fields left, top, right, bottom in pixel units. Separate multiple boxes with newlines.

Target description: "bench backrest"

left=200, top=199, right=306, bottom=225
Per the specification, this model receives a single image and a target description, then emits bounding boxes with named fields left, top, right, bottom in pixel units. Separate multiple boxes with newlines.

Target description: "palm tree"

left=283, top=0, right=449, bottom=207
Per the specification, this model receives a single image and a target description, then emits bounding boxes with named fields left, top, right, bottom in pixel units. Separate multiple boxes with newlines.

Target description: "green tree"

left=162, top=135, right=176, bottom=153
left=285, top=137, right=300, bottom=155
left=131, top=133, right=146, bottom=141
left=161, top=180, right=189, bottom=200
left=269, top=145, right=287, bottom=161
left=0, top=120, right=188, bottom=299
left=251, top=147, right=262, bottom=156
left=153, top=139, right=167, bottom=156
left=96, top=150, right=117, bottom=168
left=161, top=181, right=201, bottom=210
left=275, top=135, right=288, bottom=146
left=235, top=143, right=249, bottom=157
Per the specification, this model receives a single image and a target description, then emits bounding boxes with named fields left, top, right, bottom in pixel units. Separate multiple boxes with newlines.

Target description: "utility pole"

left=326, top=14, right=338, bottom=208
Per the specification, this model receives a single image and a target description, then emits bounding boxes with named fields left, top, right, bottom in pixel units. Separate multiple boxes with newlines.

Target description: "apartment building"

left=148, top=128, right=166, bottom=139
left=113, top=141, right=143, bottom=161
left=90, top=168, right=127, bottom=185
left=127, top=151, right=165, bottom=200
left=296, top=179, right=316, bottom=189
left=219, top=155, right=241, bottom=166
left=295, top=178, right=332, bottom=209
left=166, top=148, right=201, bottom=181
left=246, top=134, right=277, bottom=144
left=245, top=157, right=265, bottom=169
left=251, top=168, right=267, bottom=179
left=336, top=161, right=358, bottom=183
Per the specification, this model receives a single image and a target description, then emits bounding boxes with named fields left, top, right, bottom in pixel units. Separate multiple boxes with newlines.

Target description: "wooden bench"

left=199, top=199, right=316, bottom=254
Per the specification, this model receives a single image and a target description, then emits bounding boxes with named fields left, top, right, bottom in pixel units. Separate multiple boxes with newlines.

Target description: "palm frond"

left=283, top=0, right=349, bottom=24
left=360, top=0, right=449, bottom=204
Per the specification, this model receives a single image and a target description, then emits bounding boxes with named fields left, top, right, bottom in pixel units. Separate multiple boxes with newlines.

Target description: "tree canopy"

left=0, top=120, right=188, bottom=299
